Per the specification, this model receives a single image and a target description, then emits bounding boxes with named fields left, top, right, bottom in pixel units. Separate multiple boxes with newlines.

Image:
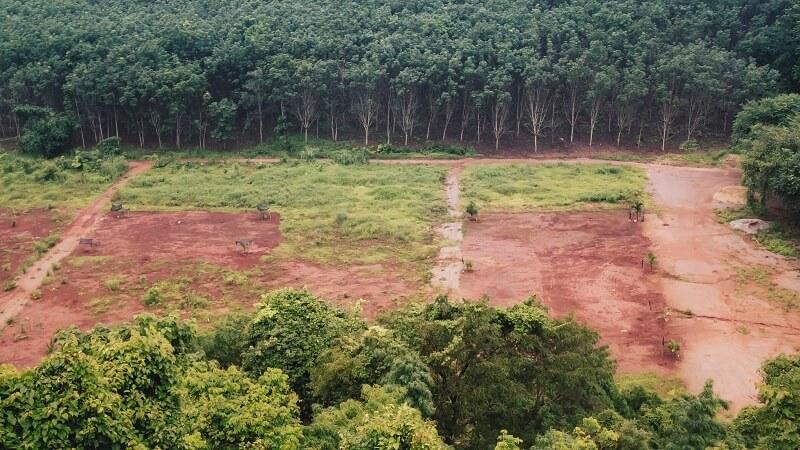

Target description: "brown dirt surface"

left=644, top=165, right=800, bottom=411
left=458, top=211, right=669, bottom=374
left=0, top=209, right=61, bottom=285
left=0, top=209, right=423, bottom=367
left=82, top=211, right=283, bottom=268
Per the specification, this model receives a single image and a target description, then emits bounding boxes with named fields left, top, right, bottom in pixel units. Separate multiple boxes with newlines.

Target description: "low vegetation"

left=718, top=206, right=800, bottom=258
left=1, top=289, right=796, bottom=449
left=117, top=160, right=447, bottom=269
left=461, top=163, right=646, bottom=212
left=0, top=152, right=127, bottom=209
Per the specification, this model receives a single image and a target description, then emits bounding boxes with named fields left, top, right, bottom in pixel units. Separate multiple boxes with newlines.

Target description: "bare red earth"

left=0, top=210, right=421, bottom=367
left=458, top=211, right=671, bottom=374
left=0, top=209, right=59, bottom=285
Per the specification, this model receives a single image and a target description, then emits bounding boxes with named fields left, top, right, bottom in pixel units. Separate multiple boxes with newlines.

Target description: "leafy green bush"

left=242, top=289, right=363, bottom=418
left=142, top=287, right=163, bottom=306
left=331, top=148, right=370, bottom=165
left=733, top=93, right=800, bottom=144
left=16, top=107, right=75, bottom=158
left=679, top=139, right=700, bottom=151
left=199, top=311, right=252, bottom=368
left=96, top=137, right=122, bottom=157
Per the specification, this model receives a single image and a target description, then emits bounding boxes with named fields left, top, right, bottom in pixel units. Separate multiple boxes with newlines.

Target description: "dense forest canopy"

left=1, top=0, right=798, bottom=153
left=2, top=291, right=799, bottom=449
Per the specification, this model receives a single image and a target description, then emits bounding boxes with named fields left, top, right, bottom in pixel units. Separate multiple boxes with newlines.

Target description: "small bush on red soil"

left=142, top=287, right=162, bottom=306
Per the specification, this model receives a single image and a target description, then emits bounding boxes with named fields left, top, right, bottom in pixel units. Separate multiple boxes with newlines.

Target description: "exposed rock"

left=729, top=218, right=771, bottom=235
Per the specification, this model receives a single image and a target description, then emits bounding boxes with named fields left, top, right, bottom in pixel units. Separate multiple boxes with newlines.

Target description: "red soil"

left=0, top=210, right=421, bottom=367
left=458, top=211, right=671, bottom=374
left=0, top=209, right=60, bottom=285
left=81, top=211, right=283, bottom=268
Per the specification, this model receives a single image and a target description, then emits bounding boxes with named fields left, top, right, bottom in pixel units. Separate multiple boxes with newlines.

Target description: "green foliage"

left=303, top=385, right=449, bottom=450
left=532, top=412, right=650, bottom=450
left=242, top=289, right=363, bottom=417
left=636, top=382, right=730, bottom=449
left=310, top=326, right=436, bottom=416
left=143, top=287, right=163, bottom=306
left=739, top=112, right=800, bottom=218
left=679, top=140, right=700, bottom=152
left=733, top=94, right=800, bottom=143
left=16, top=106, right=75, bottom=158
left=0, top=153, right=128, bottom=209
left=465, top=200, right=478, bottom=218
left=198, top=311, right=252, bottom=368
left=117, top=161, right=447, bottom=269
left=461, top=164, right=646, bottom=212
left=96, top=137, right=122, bottom=157
left=0, top=0, right=788, bottom=152
left=734, top=354, right=800, bottom=450
left=380, top=297, right=618, bottom=448
left=179, top=364, right=302, bottom=449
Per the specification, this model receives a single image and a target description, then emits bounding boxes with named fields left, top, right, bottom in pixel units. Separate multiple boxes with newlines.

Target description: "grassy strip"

left=735, top=266, right=800, bottom=310
left=616, top=372, right=686, bottom=399
left=0, top=153, right=127, bottom=209
left=593, top=148, right=739, bottom=168
left=116, top=160, right=447, bottom=271
left=121, top=135, right=477, bottom=161
left=460, top=163, right=647, bottom=212
left=717, top=206, right=800, bottom=258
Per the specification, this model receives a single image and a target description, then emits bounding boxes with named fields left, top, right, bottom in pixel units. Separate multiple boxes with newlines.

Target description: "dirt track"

left=0, top=161, right=152, bottom=329
left=644, top=165, right=800, bottom=411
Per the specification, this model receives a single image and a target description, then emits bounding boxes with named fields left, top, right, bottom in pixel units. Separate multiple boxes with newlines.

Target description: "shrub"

left=17, top=107, right=76, bottom=158
left=96, top=136, right=122, bottom=157
left=465, top=200, right=478, bottom=219
left=3, top=280, right=16, bottom=292
left=331, top=148, right=369, bottom=165
left=733, top=93, right=800, bottom=144
left=679, top=139, right=700, bottom=151
left=142, top=287, right=163, bottom=306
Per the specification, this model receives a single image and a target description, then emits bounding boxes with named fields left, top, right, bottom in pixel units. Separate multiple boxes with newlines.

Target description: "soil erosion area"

left=644, top=165, right=800, bottom=411
left=459, top=211, right=669, bottom=374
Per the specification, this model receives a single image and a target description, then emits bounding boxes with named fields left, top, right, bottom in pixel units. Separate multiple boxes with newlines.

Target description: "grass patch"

left=103, top=275, right=127, bottom=292
left=0, top=153, right=127, bottom=209
left=717, top=206, right=800, bottom=258
left=616, top=372, right=686, bottom=399
left=736, top=266, right=800, bottom=310
left=117, top=161, right=447, bottom=270
left=121, top=134, right=477, bottom=161
left=460, top=163, right=647, bottom=212
left=594, top=148, right=738, bottom=168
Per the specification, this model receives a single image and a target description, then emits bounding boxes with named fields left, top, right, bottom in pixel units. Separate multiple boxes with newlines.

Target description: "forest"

left=2, top=289, right=798, bottom=449
left=1, top=0, right=799, bottom=153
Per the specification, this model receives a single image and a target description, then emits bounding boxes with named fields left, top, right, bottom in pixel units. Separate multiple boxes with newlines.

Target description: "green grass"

left=0, top=153, right=127, bottom=209
left=121, top=134, right=477, bottom=161
left=616, top=372, right=687, bottom=399
left=460, top=163, right=647, bottom=212
left=717, top=206, right=800, bottom=258
left=593, top=148, right=738, bottom=168
left=736, top=266, right=800, bottom=310
left=116, top=160, right=447, bottom=270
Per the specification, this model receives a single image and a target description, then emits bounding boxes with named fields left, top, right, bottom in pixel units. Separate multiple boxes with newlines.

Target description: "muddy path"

left=431, top=165, right=464, bottom=292
left=0, top=161, right=153, bottom=329
left=643, top=165, right=800, bottom=411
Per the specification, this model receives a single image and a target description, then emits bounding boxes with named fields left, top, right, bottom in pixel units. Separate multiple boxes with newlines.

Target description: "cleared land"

left=116, top=161, right=447, bottom=270
left=1, top=156, right=799, bottom=413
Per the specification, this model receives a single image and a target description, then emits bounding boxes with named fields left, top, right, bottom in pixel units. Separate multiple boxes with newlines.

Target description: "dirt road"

left=431, top=166, right=464, bottom=292
left=0, top=161, right=152, bottom=329
left=644, top=165, right=800, bottom=411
